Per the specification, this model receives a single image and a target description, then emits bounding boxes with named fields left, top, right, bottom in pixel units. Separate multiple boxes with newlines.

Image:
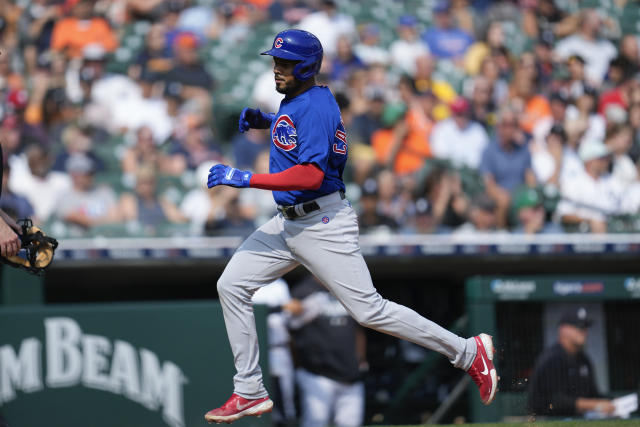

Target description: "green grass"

left=425, top=420, right=639, bottom=426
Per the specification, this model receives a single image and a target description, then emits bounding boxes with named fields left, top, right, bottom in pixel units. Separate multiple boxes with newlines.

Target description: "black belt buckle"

left=278, top=191, right=344, bottom=219
left=278, top=205, right=296, bottom=219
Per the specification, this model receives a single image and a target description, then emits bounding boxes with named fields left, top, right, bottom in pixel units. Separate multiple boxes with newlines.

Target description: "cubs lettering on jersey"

left=333, top=124, right=347, bottom=155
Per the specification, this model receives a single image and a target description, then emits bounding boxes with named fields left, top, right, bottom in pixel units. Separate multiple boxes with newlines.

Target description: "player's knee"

left=216, top=275, right=234, bottom=298
left=353, top=310, right=379, bottom=328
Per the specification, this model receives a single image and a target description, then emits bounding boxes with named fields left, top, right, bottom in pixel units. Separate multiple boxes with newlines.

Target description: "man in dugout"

left=528, top=307, right=615, bottom=418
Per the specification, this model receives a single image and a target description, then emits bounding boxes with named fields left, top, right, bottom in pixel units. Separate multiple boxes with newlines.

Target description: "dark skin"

left=273, top=57, right=316, bottom=98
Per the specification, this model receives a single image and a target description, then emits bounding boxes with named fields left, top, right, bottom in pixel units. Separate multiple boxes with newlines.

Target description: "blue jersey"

left=269, top=86, right=347, bottom=206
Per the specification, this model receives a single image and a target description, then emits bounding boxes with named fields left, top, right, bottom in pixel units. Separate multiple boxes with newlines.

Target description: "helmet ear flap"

left=293, top=59, right=322, bottom=81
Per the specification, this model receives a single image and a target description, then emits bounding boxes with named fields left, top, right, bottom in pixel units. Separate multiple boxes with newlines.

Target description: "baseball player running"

left=204, top=29, right=498, bottom=424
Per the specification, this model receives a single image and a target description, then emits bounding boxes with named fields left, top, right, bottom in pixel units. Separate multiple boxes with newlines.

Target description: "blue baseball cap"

left=398, top=15, right=418, bottom=27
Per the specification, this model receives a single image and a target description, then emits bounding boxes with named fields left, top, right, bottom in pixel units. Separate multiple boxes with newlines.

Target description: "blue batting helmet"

left=261, top=29, right=323, bottom=81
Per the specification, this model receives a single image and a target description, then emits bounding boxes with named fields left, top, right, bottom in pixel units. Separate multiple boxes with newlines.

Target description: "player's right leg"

left=288, top=199, right=498, bottom=405
left=206, top=215, right=300, bottom=424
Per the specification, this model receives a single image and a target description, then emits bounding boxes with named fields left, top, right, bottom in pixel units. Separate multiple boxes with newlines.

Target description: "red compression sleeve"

left=249, top=163, right=324, bottom=191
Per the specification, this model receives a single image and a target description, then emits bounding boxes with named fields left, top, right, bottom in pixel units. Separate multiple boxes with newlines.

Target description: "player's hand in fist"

left=207, top=164, right=253, bottom=188
left=238, top=108, right=275, bottom=132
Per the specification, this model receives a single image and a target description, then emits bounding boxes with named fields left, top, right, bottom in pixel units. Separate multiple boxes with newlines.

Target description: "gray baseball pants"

left=217, top=191, right=477, bottom=398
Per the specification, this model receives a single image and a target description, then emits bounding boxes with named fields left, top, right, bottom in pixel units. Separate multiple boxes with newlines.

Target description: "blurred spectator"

left=125, top=0, right=166, bottom=22
left=562, top=54, right=592, bottom=100
left=50, top=0, right=118, bottom=59
left=169, top=122, right=221, bottom=171
left=454, top=193, right=502, bottom=234
left=528, top=307, right=615, bottom=417
left=533, top=38, right=555, bottom=88
left=430, top=96, right=489, bottom=169
left=238, top=150, right=278, bottom=227
left=8, top=143, right=71, bottom=223
left=232, top=128, right=269, bottom=171
left=629, top=102, right=640, bottom=150
left=531, top=124, right=573, bottom=188
left=118, top=166, right=186, bottom=235
left=288, top=274, right=366, bottom=427
left=0, top=116, right=22, bottom=159
left=372, top=84, right=434, bottom=176
left=511, top=187, right=561, bottom=234
left=598, top=70, right=637, bottom=121
left=414, top=167, right=469, bottom=233
left=163, top=32, right=214, bottom=114
left=268, top=0, right=310, bottom=24
left=480, top=107, right=536, bottom=228
left=176, top=0, right=218, bottom=41
left=605, top=124, right=636, bottom=187
left=463, top=20, right=506, bottom=77
left=0, top=162, right=34, bottom=220
left=389, top=15, right=429, bottom=76
left=21, top=0, right=62, bottom=75
left=165, top=32, right=213, bottom=91
left=532, top=91, right=569, bottom=147
left=509, top=66, right=551, bottom=135
left=554, top=9, right=617, bottom=86
left=353, top=24, right=389, bottom=66
left=349, top=88, right=385, bottom=146
left=466, top=76, right=497, bottom=130
left=51, top=123, right=105, bottom=173
left=604, top=56, right=635, bottom=92
left=329, top=34, right=365, bottom=83
left=411, top=54, right=457, bottom=121
left=375, top=169, right=414, bottom=227
left=356, top=177, right=397, bottom=234
left=122, top=125, right=184, bottom=188
left=555, top=139, right=620, bottom=233
left=422, top=0, right=473, bottom=61
left=345, top=143, right=377, bottom=191
left=619, top=34, right=640, bottom=70
left=466, top=55, right=508, bottom=111
left=521, top=0, right=578, bottom=41
left=53, top=153, right=120, bottom=236
left=566, top=86, right=605, bottom=146
left=298, top=0, right=356, bottom=58
left=129, top=23, right=173, bottom=81
left=180, top=165, right=254, bottom=236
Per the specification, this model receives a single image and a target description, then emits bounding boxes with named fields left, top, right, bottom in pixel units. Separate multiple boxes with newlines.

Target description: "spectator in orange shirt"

left=50, top=0, right=118, bottom=59
left=510, top=66, right=551, bottom=135
left=372, top=81, right=435, bottom=175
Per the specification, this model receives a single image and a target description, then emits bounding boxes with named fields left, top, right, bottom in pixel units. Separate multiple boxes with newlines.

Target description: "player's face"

left=273, top=57, right=301, bottom=95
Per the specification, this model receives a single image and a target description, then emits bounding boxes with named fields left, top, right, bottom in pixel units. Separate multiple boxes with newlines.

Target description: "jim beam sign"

left=0, top=317, right=187, bottom=427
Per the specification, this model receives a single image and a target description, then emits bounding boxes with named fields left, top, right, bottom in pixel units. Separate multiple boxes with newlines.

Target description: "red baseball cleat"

left=205, top=393, right=273, bottom=424
left=467, top=333, right=498, bottom=405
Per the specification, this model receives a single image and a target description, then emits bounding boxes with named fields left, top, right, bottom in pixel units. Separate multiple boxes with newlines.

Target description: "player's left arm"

left=207, top=163, right=324, bottom=191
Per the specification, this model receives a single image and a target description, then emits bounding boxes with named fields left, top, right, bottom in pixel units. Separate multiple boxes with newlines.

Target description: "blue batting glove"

left=238, top=108, right=275, bottom=133
left=207, top=164, right=253, bottom=188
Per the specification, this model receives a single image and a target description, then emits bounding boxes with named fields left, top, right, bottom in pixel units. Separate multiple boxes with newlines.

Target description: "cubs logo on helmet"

left=274, top=37, right=284, bottom=48
left=272, top=115, right=297, bottom=151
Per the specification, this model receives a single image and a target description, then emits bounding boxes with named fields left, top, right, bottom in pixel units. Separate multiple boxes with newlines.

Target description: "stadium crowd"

left=2, top=0, right=640, bottom=238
